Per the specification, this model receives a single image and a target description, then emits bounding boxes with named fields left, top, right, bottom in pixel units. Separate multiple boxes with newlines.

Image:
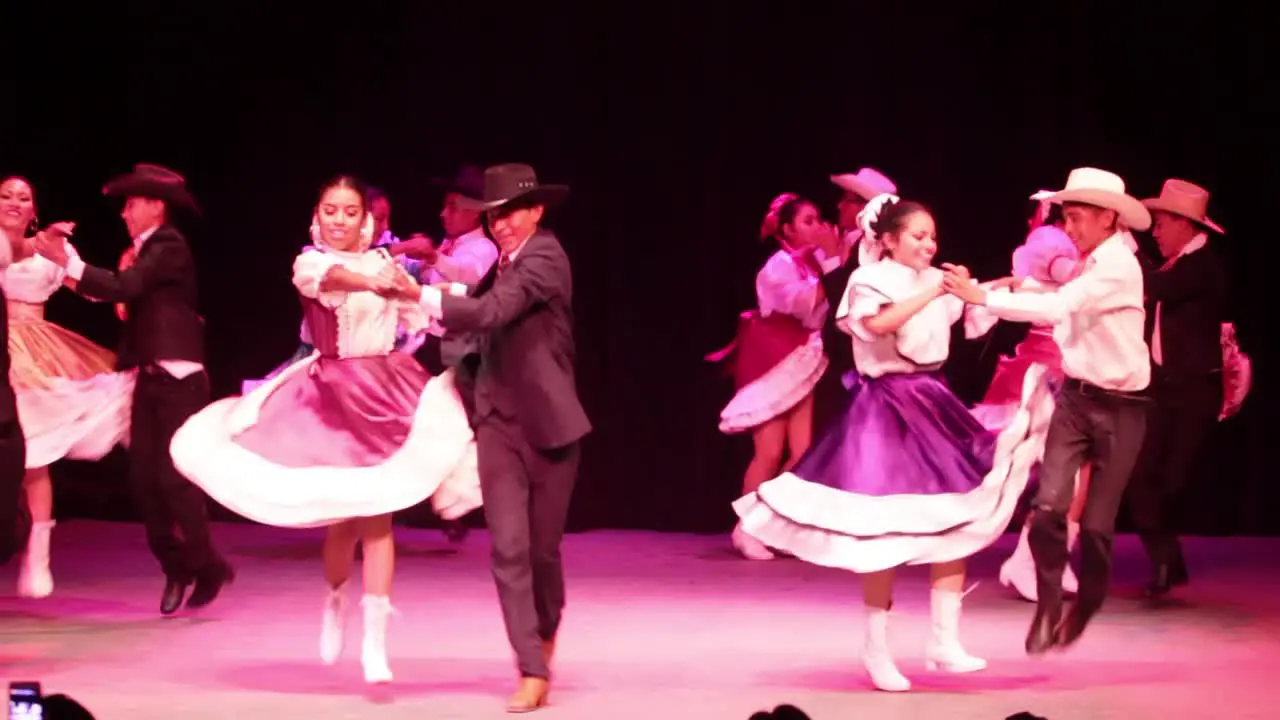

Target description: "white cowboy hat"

left=1142, top=179, right=1224, bottom=235
left=830, top=168, right=897, bottom=202
left=1037, top=167, right=1151, bottom=231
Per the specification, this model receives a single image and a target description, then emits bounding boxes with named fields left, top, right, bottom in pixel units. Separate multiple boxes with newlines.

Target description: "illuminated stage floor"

left=3, top=520, right=1278, bottom=719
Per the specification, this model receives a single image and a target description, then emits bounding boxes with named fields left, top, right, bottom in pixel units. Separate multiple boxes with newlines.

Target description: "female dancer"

left=169, top=176, right=480, bottom=684
left=0, top=176, right=132, bottom=597
left=972, top=196, right=1087, bottom=602
left=734, top=195, right=1047, bottom=692
left=708, top=193, right=836, bottom=560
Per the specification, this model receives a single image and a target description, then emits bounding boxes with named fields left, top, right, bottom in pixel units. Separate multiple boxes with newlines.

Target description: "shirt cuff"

left=66, top=255, right=86, bottom=281
left=418, top=285, right=444, bottom=317
left=819, top=255, right=843, bottom=274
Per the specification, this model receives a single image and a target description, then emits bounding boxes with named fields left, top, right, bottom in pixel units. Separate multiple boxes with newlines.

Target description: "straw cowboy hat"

left=830, top=167, right=898, bottom=202
left=1142, top=179, right=1224, bottom=235
left=102, top=163, right=201, bottom=215
left=1034, top=167, right=1151, bottom=232
left=456, top=163, right=569, bottom=212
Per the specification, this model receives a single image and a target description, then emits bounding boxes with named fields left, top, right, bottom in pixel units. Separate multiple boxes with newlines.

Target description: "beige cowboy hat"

left=1035, top=167, right=1151, bottom=232
left=1142, top=179, right=1224, bottom=235
left=830, top=167, right=897, bottom=202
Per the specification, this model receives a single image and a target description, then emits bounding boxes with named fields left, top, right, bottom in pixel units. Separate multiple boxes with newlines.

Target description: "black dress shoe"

left=1053, top=603, right=1096, bottom=649
left=442, top=518, right=469, bottom=543
left=1025, top=603, right=1061, bottom=655
left=161, top=580, right=189, bottom=615
left=187, top=562, right=235, bottom=609
left=1143, top=562, right=1190, bottom=599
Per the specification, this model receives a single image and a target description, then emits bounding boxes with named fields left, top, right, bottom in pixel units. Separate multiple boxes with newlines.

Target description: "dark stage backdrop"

left=5, top=4, right=1274, bottom=535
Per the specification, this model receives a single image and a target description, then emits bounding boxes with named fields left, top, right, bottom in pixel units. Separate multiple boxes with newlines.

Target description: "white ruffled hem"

left=170, top=362, right=481, bottom=529
left=733, top=363, right=1057, bottom=573
left=17, top=371, right=135, bottom=468
left=718, top=333, right=828, bottom=434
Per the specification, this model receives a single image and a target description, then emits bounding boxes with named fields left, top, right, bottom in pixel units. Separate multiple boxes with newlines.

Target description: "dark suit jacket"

left=818, top=254, right=856, bottom=380
left=76, top=225, right=205, bottom=370
left=1143, top=244, right=1226, bottom=381
left=439, top=230, right=591, bottom=449
left=0, top=284, right=17, bottom=423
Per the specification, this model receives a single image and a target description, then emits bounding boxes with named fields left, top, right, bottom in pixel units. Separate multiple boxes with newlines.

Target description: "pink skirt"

left=170, top=353, right=480, bottom=528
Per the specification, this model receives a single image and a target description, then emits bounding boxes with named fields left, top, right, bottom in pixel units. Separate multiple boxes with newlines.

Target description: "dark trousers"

left=0, top=412, right=28, bottom=566
left=476, top=414, right=580, bottom=680
left=1030, top=379, right=1148, bottom=616
left=1126, top=371, right=1222, bottom=577
left=130, top=367, right=222, bottom=582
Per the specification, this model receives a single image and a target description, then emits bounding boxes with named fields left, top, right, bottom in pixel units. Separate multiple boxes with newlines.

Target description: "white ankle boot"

left=1000, top=522, right=1080, bottom=601
left=732, top=522, right=774, bottom=560
left=925, top=589, right=987, bottom=673
left=360, top=595, right=394, bottom=684
left=320, top=582, right=347, bottom=665
left=18, top=521, right=55, bottom=598
left=861, top=607, right=910, bottom=692
left=999, top=524, right=1038, bottom=602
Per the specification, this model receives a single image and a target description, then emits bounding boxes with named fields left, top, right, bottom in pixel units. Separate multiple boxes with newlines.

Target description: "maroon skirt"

left=708, top=311, right=811, bottom=389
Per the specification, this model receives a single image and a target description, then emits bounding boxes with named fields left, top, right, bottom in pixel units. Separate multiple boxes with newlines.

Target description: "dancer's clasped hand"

left=33, top=221, right=77, bottom=265
left=940, top=263, right=986, bottom=305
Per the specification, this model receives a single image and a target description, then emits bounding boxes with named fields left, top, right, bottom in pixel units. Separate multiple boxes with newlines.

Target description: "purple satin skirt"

left=792, top=371, right=997, bottom=497
left=233, top=353, right=428, bottom=468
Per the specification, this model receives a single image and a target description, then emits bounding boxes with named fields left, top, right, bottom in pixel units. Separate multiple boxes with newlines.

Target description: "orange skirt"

left=8, top=318, right=117, bottom=390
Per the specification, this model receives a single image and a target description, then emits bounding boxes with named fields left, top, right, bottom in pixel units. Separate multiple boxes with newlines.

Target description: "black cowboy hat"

left=456, top=163, right=569, bottom=212
left=102, top=163, right=202, bottom=215
left=428, top=165, right=486, bottom=201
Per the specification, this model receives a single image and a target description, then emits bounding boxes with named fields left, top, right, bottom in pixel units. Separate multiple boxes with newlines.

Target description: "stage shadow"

left=207, top=657, right=534, bottom=699
left=757, top=658, right=1180, bottom=694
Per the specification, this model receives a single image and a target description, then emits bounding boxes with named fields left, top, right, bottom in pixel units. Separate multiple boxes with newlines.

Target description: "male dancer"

left=943, top=167, right=1151, bottom=653
left=399, top=163, right=590, bottom=712
left=814, top=168, right=898, bottom=431
left=34, top=164, right=233, bottom=614
left=1127, top=179, right=1228, bottom=599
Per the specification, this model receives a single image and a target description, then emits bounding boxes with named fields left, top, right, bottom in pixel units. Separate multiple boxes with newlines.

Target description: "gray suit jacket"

left=440, top=230, right=591, bottom=449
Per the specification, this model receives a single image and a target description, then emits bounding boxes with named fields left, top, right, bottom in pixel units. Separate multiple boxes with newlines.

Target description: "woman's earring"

left=27, top=216, right=39, bottom=237
left=309, top=221, right=321, bottom=245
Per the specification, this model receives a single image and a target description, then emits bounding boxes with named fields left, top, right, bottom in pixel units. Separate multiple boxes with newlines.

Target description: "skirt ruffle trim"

left=733, top=363, right=1057, bottom=573
left=718, top=334, right=828, bottom=434
left=170, top=359, right=480, bottom=528
left=17, top=371, right=135, bottom=468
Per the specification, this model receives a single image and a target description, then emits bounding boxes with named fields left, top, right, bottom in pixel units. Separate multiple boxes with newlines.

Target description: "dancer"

left=0, top=212, right=28, bottom=567
left=1126, top=179, right=1229, bottom=599
left=973, top=195, right=1086, bottom=602
left=943, top=167, right=1152, bottom=654
left=708, top=193, right=836, bottom=560
left=404, top=163, right=590, bottom=712
left=813, top=169, right=899, bottom=432
left=1, top=176, right=132, bottom=597
left=169, top=175, right=480, bottom=683
left=34, top=164, right=234, bottom=615
left=734, top=195, right=1044, bottom=692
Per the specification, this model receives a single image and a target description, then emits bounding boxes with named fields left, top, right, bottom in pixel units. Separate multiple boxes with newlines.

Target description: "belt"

left=1061, top=377, right=1149, bottom=403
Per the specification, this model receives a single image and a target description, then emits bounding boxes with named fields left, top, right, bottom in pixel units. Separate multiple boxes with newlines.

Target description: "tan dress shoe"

left=506, top=677, right=549, bottom=713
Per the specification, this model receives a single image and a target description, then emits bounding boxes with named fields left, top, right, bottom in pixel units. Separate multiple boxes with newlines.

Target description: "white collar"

left=133, top=225, right=160, bottom=252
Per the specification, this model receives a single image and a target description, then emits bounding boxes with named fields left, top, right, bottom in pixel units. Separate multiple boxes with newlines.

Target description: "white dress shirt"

left=419, top=234, right=527, bottom=318
left=1150, top=233, right=1207, bottom=366
left=66, top=225, right=204, bottom=379
left=985, top=233, right=1150, bottom=392
left=423, top=227, right=498, bottom=286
